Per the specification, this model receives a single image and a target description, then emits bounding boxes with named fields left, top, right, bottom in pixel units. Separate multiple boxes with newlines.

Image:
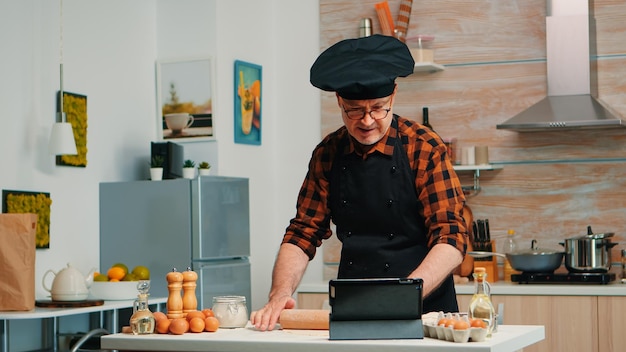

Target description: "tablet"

left=329, top=278, right=423, bottom=321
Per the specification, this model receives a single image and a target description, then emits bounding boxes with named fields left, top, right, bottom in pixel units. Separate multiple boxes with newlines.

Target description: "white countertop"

left=102, top=324, right=544, bottom=352
left=298, top=280, right=626, bottom=296
left=0, top=297, right=167, bottom=320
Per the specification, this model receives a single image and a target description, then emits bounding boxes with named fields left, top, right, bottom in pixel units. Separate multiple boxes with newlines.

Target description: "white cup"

left=461, top=146, right=475, bottom=165
left=165, top=113, right=194, bottom=133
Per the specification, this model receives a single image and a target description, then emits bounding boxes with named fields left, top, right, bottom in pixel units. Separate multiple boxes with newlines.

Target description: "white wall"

left=213, top=0, right=323, bottom=310
left=0, top=0, right=320, bottom=324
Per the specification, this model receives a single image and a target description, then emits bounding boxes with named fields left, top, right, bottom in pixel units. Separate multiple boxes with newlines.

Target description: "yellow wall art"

left=57, top=91, right=88, bottom=167
left=2, top=190, right=52, bottom=249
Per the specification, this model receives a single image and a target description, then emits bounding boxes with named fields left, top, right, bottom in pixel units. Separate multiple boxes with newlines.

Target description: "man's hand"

left=250, top=294, right=296, bottom=331
left=250, top=243, right=310, bottom=331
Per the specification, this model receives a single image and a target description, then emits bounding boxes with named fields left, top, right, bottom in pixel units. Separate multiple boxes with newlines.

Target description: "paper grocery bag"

left=0, top=213, right=37, bottom=311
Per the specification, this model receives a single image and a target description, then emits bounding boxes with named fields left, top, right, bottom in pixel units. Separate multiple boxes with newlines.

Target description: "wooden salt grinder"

left=182, top=267, right=198, bottom=314
left=166, top=269, right=184, bottom=319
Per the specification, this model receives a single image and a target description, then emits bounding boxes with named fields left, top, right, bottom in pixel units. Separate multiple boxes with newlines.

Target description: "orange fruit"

left=189, top=317, right=205, bottom=333
left=131, top=265, right=150, bottom=280
left=204, top=316, right=219, bottom=332
left=93, top=274, right=108, bottom=282
left=201, top=308, right=214, bottom=318
left=186, top=311, right=205, bottom=322
left=153, top=311, right=167, bottom=322
left=112, top=263, right=129, bottom=275
left=169, top=318, right=189, bottom=335
left=156, top=318, right=171, bottom=334
left=107, top=266, right=126, bottom=281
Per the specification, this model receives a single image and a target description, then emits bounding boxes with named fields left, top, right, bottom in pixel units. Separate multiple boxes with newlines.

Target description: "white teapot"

left=42, top=263, right=95, bottom=301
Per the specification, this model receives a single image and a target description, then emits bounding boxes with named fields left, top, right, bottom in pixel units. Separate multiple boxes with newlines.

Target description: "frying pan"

left=468, top=240, right=564, bottom=273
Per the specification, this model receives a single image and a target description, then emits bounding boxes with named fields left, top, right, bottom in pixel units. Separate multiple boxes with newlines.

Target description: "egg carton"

left=421, top=312, right=488, bottom=343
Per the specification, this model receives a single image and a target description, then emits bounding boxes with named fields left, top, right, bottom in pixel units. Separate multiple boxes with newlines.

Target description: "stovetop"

left=511, top=272, right=616, bottom=284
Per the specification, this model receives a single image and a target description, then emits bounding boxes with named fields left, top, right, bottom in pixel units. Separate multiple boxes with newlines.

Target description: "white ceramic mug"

left=165, top=113, right=194, bottom=133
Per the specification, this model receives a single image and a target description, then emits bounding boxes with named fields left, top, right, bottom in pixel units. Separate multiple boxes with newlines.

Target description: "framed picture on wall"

left=234, top=60, right=262, bottom=145
left=2, top=190, right=52, bottom=249
left=156, top=57, right=215, bottom=142
left=56, top=91, right=87, bottom=167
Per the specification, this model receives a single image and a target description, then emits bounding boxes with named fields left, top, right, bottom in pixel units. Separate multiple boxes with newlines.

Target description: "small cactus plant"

left=183, top=159, right=195, bottom=168
left=150, top=155, right=164, bottom=168
left=198, top=161, right=211, bottom=169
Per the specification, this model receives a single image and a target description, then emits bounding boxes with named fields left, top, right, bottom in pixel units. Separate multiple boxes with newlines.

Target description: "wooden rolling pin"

left=279, top=309, right=330, bottom=330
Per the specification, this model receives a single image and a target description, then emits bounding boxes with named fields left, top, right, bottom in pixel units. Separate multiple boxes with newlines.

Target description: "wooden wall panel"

left=318, top=0, right=626, bottom=277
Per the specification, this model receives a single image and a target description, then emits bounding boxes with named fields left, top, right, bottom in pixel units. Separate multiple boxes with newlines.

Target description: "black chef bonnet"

left=310, top=34, right=415, bottom=100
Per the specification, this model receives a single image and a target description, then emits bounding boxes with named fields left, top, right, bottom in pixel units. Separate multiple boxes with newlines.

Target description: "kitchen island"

left=297, top=281, right=626, bottom=352
left=102, top=324, right=544, bottom=352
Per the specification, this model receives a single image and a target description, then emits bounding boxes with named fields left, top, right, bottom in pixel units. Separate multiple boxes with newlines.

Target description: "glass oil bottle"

left=468, top=267, right=496, bottom=337
left=130, top=280, right=156, bottom=334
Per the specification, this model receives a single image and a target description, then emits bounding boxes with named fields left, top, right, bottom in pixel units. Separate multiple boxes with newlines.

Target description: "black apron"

left=328, top=117, right=458, bottom=313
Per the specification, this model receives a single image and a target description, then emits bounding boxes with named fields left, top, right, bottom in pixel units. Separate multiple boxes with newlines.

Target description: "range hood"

left=497, top=0, right=625, bottom=131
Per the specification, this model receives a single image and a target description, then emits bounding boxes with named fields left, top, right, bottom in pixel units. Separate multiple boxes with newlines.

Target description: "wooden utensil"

left=279, top=309, right=329, bottom=330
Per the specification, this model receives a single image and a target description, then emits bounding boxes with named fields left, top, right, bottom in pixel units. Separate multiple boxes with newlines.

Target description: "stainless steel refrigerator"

left=99, top=176, right=251, bottom=313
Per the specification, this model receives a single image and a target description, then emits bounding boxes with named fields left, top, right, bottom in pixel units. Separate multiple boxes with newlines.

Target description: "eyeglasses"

left=341, top=105, right=391, bottom=120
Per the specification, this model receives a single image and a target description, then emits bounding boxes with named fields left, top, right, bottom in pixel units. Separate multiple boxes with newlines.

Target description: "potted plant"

left=182, top=159, right=196, bottom=179
left=150, top=155, right=164, bottom=181
left=198, top=161, right=211, bottom=176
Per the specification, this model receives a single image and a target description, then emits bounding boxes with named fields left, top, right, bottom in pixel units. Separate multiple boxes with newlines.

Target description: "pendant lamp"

left=48, top=0, right=77, bottom=156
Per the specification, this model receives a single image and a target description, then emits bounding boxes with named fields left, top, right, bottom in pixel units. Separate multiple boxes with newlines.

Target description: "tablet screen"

left=329, top=278, right=423, bottom=321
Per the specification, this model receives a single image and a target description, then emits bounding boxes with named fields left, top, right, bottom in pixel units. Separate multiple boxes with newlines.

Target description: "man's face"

left=337, top=89, right=395, bottom=146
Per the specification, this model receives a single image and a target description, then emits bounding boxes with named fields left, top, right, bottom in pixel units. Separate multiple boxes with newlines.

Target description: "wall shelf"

left=413, top=62, right=445, bottom=73
left=453, top=164, right=503, bottom=197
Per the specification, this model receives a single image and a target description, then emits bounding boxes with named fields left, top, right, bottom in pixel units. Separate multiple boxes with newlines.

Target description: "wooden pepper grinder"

left=182, top=267, right=198, bottom=314
left=166, top=268, right=184, bottom=319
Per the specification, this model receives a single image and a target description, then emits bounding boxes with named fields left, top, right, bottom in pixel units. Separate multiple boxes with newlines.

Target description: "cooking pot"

left=469, top=240, right=565, bottom=273
left=42, top=263, right=95, bottom=301
left=561, top=226, right=618, bottom=273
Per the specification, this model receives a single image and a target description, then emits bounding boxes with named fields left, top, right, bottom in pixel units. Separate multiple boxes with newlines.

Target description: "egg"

left=169, top=318, right=189, bottom=335
left=153, top=311, right=167, bottom=322
left=156, top=318, right=171, bottom=334
left=204, top=316, right=220, bottom=332
left=189, top=317, right=205, bottom=333
left=186, top=311, right=205, bottom=322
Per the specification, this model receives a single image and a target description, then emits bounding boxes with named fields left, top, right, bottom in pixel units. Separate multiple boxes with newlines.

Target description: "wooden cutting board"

left=35, top=299, right=104, bottom=308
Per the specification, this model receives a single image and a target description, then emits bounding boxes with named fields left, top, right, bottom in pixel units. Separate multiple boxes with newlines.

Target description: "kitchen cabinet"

left=457, top=294, right=596, bottom=352
left=597, top=296, right=626, bottom=351
left=457, top=294, right=626, bottom=352
left=296, top=292, right=328, bottom=309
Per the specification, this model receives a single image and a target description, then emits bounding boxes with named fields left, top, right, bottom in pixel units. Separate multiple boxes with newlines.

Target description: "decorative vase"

left=150, top=168, right=163, bottom=181
left=198, top=168, right=211, bottom=176
left=182, top=167, right=196, bottom=179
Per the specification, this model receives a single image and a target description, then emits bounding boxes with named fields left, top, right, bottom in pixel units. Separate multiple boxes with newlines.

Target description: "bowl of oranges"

left=89, top=263, right=151, bottom=301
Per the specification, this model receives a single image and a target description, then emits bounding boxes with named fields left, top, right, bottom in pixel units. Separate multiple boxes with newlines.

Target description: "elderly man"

left=251, top=34, right=469, bottom=331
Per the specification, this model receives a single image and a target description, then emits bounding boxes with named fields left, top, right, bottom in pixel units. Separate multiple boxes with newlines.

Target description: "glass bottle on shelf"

left=130, top=280, right=156, bottom=335
left=422, top=107, right=433, bottom=130
left=503, top=229, right=520, bottom=282
left=468, top=267, right=496, bottom=337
